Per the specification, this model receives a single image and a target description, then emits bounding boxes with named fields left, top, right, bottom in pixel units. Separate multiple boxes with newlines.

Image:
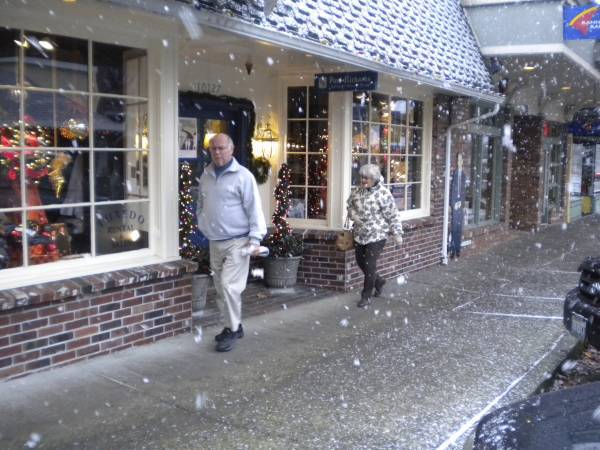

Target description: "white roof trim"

left=480, top=43, right=600, bottom=82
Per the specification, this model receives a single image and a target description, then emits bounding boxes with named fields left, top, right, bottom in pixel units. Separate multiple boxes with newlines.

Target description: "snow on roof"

left=192, top=0, right=497, bottom=96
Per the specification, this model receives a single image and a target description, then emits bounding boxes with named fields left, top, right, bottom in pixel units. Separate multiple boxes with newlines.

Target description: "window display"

left=286, top=86, right=328, bottom=220
left=0, top=28, right=148, bottom=271
left=352, top=91, right=424, bottom=212
left=466, top=135, right=501, bottom=226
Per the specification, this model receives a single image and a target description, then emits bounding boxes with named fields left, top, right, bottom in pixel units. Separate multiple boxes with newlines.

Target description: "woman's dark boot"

left=357, top=296, right=371, bottom=308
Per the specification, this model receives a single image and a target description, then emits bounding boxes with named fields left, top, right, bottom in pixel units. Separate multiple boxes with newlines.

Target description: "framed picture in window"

left=178, top=117, right=197, bottom=159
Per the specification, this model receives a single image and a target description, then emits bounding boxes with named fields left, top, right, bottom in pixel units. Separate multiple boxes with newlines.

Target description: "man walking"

left=196, top=133, right=266, bottom=352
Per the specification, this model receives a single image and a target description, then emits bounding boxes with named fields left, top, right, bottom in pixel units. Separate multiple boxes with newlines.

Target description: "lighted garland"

left=264, top=163, right=303, bottom=257
left=179, top=161, right=199, bottom=260
left=178, top=161, right=210, bottom=272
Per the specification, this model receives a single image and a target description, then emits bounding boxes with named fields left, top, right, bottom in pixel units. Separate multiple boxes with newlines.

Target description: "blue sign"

left=569, top=107, right=600, bottom=137
left=564, top=5, right=600, bottom=40
left=314, top=71, right=378, bottom=92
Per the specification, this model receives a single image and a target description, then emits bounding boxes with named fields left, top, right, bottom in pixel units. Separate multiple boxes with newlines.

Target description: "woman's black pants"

left=354, top=239, right=386, bottom=300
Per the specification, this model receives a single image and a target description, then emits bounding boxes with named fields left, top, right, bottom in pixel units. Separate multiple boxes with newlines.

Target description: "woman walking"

left=346, top=164, right=403, bottom=307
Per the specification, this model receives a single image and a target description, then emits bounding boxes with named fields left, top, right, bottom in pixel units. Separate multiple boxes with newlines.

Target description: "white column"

left=149, top=39, right=180, bottom=259
left=329, top=91, right=353, bottom=228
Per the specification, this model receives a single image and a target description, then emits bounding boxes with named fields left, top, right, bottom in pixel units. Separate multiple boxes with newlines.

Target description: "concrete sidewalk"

left=2, top=217, right=597, bottom=449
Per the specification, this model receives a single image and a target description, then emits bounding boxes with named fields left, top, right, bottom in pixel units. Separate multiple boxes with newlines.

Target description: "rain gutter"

left=441, top=103, right=501, bottom=266
left=103, top=0, right=504, bottom=104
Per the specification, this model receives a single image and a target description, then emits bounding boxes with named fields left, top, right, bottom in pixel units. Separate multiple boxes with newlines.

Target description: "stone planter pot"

left=263, top=256, right=302, bottom=288
left=191, top=274, right=210, bottom=317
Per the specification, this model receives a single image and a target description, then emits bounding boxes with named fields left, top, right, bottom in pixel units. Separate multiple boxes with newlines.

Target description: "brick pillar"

left=511, top=115, right=543, bottom=230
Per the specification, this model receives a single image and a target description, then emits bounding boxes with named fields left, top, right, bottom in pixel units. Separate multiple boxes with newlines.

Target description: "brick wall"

left=0, top=262, right=195, bottom=381
left=511, top=115, right=544, bottom=230
left=297, top=218, right=442, bottom=291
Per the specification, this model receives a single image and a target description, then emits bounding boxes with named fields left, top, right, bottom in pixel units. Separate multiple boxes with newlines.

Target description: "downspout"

left=441, top=102, right=501, bottom=265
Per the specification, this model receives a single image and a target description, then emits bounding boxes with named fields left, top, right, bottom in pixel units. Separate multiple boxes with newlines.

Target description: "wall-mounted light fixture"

left=253, top=120, right=279, bottom=159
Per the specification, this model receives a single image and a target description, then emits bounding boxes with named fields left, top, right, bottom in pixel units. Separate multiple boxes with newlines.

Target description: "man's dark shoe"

left=215, top=324, right=244, bottom=342
left=374, top=278, right=386, bottom=297
left=215, top=333, right=238, bottom=352
left=357, top=297, right=371, bottom=308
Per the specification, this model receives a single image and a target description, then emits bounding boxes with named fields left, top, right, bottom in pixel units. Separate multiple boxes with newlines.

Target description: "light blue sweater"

left=196, top=158, right=267, bottom=244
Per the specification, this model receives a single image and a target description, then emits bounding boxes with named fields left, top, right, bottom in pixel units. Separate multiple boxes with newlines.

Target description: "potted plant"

left=263, top=163, right=304, bottom=288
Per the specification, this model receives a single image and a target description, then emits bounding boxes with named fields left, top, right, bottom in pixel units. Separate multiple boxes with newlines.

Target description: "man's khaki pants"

left=209, top=238, right=250, bottom=331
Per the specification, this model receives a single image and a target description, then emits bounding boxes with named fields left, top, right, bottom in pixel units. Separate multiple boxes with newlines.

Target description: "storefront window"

left=286, top=86, right=328, bottom=220
left=352, top=92, right=424, bottom=211
left=466, top=135, right=502, bottom=226
left=0, top=28, right=148, bottom=271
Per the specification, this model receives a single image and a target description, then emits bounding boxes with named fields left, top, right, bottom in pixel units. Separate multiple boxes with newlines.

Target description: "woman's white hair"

left=358, top=164, right=382, bottom=181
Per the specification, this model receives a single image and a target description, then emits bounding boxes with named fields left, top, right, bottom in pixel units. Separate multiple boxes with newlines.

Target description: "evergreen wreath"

left=251, top=155, right=271, bottom=184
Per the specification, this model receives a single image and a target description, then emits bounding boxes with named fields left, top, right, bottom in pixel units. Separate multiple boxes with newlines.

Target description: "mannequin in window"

left=449, top=152, right=466, bottom=259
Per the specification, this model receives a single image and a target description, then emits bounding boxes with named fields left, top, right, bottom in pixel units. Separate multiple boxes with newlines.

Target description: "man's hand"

left=242, top=242, right=270, bottom=257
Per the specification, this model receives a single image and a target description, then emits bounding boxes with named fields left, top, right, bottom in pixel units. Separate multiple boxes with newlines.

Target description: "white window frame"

left=280, top=77, right=432, bottom=230
left=281, top=79, right=330, bottom=229
left=0, top=3, right=180, bottom=290
left=346, top=87, right=432, bottom=223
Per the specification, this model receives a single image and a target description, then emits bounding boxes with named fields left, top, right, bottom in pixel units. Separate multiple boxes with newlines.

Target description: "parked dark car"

left=564, top=256, right=600, bottom=348
left=471, top=381, right=600, bottom=449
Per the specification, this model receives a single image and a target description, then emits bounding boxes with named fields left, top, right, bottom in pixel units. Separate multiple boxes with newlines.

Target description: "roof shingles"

left=193, top=0, right=495, bottom=94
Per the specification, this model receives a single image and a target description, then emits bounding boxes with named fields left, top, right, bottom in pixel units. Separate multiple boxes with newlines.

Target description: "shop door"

left=176, top=92, right=256, bottom=259
left=178, top=92, right=255, bottom=180
left=542, top=138, right=564, bottom=223
left=581, top=148, right=595, bottom=215
left=466, top=134, right=502, bottom=226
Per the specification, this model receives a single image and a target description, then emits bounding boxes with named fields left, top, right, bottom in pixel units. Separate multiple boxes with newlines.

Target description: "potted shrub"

left=263, top=163, right=304, bottom=288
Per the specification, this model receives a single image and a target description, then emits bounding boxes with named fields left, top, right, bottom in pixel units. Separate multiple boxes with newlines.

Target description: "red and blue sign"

left=564, top=5, right=600, bottom=40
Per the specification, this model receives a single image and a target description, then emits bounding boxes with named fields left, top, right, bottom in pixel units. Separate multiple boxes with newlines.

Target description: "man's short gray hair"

left=209, top=133, right=234, bottom=149
left=359, top=164, right=382, bottom=181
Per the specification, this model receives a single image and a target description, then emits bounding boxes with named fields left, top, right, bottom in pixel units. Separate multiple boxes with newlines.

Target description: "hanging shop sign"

left=314, top=71, right=378, bottom=92
left=569, top=107, right=600, bottom=137
left=564, top=6, right=600, bottom=40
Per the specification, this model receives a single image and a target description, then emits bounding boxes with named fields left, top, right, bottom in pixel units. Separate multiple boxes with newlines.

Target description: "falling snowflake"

left=396, top=275, right=406, bottom=285
left=534, top=242, right=542, bottom=249
left=162, top=39, right=169, bottom=48
left=353, top=357, right=361, bottom=367
left=195, top=392, right=209, bottom=411
left=281, top=304, right=287, bottom=310
left=339, top=318, right=349, bottom=327
left=266, top=57, right=274, bottom=65
left=593, top=405, right=600, bottom=423
left=251, top=268, right=264, bottom=279
left=193, top=326, right=203, bottom=343
left=386, top=311, right=392, bottom=318
left=24, top=433, right=41, bottom=448
left=561, top=360, right=577, bottom=373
